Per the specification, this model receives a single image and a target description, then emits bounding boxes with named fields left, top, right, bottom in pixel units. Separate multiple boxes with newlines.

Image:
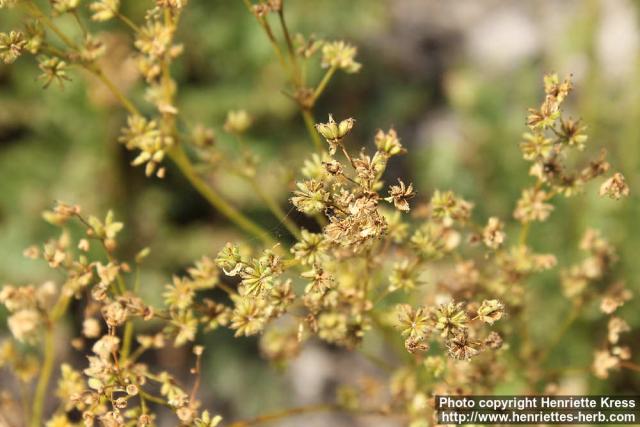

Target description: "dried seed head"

left=477, top=299, right=504, bottom=325
left=482, top=217, right=505, bottom=249
left=375, top=129, right=405, bottom=157
left=315, top=114, right=355, bottom=154
left=385, top=179, right=415, bottom=212
left=484, top=331, right=504, bottom=350
left=599, top=173, right=629, bottom=200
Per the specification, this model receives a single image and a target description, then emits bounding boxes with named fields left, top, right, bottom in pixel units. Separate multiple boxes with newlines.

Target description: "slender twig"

left=169, top=146, right=275, bottom=245
left=259, top=17, right=289, bottom=72
left=28, top=1, right=275, bottom=244
left=539, top=302, right=582, bottom=363
left=30, top=326, right=54, bottom=427
left=72, top=10, right=88, bottom=38
left=312, top=65, right=337, bottom=102
left=248, top=179, right=301, bottom=239
left=227, top=404, right=337, bottom=427
left=120, top=321, right=135, bottom=363
left=242, top=0, right=327, bottom=152
left=518, top=222, right=530, bottom=246
left=302, top=109, right=323, bottom=151
left=340, top=145, right=356, bottom=169
left=24, top=1, right=79, bottom=50
left=189, top=351, right=203, bottom=403
left=29, top=290, right=69, bottom=427
left=139, top=391, right=172, bottom=408
left=232, top=135, right=301, bottom=239
left=358, top=348, right=393, bottom=372
left=116, top=12, right=141, bottom=33
left=620, top=361, right=640, bottom=373
left=277, top=5, right=301, bottom=85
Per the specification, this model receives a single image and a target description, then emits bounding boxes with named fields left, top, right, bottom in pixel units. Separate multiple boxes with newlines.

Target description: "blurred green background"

left=1, top=0, right=639, bottom=423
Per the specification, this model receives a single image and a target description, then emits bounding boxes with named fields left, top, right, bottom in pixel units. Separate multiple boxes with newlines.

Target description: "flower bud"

left=223, top=110, right=252, bottom=134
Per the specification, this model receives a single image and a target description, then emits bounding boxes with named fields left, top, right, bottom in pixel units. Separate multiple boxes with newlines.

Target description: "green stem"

left=169, top=146, right=275, bottom=245
left=277, top=6, right=301, bottom=85
left=120, top=321, right=134, bottom=363
left=539, top=302, right=582, bottom=363
left=358, top=348, right=393, bottom=372
left=87, top=66, right=139, bottom=116
left=518, top=222, right=530, bottom=246
left=139, top=391, right=171, bottom=408
left=72, top=10, right=88, bottom=37
left=259, top=17, right=289, bottom=73
left=30, top=325, right=55, bottom=427
left=31, top=292, right=71, bottom=425
left=116, top=11, right=141, bottom=33
left=228, top=404, right=337, bottom=427
left=242, top=0, right=289, bottom=72
left=248, top=179, right=301, bottom=239
left=301, top=109, right=323, bottom=151
left=86, top=57, right=274, bottom=245
left=29, top=0, right=277, bottom=245
left=312, top=65, right=337, bottom=102
left=25, top=1, right=79, bottom=50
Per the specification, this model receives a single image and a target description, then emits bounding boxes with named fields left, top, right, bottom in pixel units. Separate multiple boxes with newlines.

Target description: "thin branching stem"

left=27, top=1, right=276, bottom=245
left=313, top=65, right=337, bottom=102
left=169, top=146, right=275, bottom=245
left=227, top=404, right=337, bottom=427
left=30, top=294, right=70, bottom=427
left=30, top=325, right=54, bottom=427
left=248, top=178, right=302, bottom=239
left=302, top=109, right=323, bottom=151
left=116, top=12, right=141, bottom=33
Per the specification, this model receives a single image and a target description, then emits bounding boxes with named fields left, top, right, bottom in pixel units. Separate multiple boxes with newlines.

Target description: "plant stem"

left=518, top=222, right=530, bottom=246
left=260, top=18, right=289, bottom=73
left=85, top=66, right=140, bottom=115
left=120, top=321, right=134, bottom=363
left=248, top=179, right=301, bottom=239
left=358, top=348, right=393, bottom=372
left=89, top=59, right=274, bottom=244
left=25, top=1, right=79, bottom=50
left=72, top=10, right=88, bottom=37
left=169, top=146, right=275, bottom=245
left=30, top=325, right=55, bottom=427
left=313, top=65, right=337, bottom=102
left=116, top=12, right=141, bottom=33
left=621, top=361, right=640, bottom=373
left=242, top=0, right=289, bottom=73
left=227, top=404, right=337, bottom=427
left=277, top=6, right=301, bottom=85
left=139, top=391, right=172, bottom=407
left=30, top=291, right=72, bottom=426
left=539, top=302, right=582, bottom=363
left=242, top=1, right=328, bottom=152
left=301, top=109, right=323, bottom=151
left=340, top=145, right=356, bottom=169
left=30, top=1, right=275, bottom=244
